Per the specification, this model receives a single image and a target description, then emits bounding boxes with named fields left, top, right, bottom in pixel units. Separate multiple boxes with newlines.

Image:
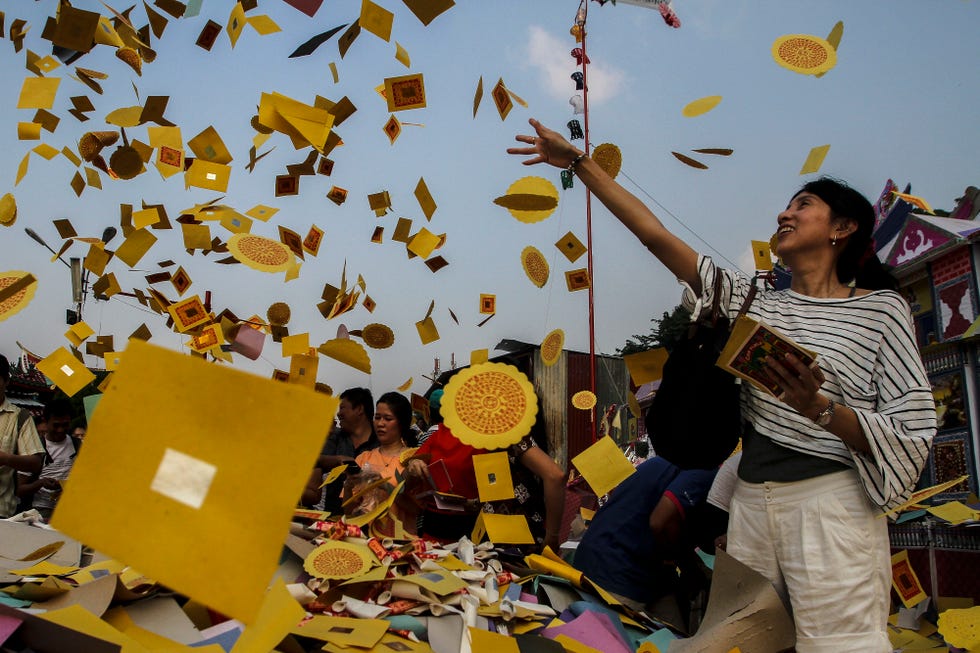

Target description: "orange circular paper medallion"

left=521, top=246, right=549, bottom=288
left=266, top=301, right=291, bottom=326
left=591, top=143, right=622, bottom=180
left=571, top=390, right=597, bottom=411
left=228, top=234, right=293, bottom=272
left=361, top=323, right=395, bottom=350
left=772, top=34, right=837, bottom=75
left=540, top=329, right=564, bottom=367
left=0, top=271, right=37, bottom=322
left=304, top=540, right=373, bottom=580
left=442, top=362, right=538, bottom=449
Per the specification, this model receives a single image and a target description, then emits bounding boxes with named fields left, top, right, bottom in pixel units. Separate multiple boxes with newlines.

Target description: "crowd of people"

left=0, top=356, right=85, bottom=521
left=299, top=382, right=567, bottom=552
left=0, top=118, right=941, bottom=648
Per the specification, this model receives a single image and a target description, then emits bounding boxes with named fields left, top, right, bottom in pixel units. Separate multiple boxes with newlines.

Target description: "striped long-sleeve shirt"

left=682, top=256, right=937, bottom=510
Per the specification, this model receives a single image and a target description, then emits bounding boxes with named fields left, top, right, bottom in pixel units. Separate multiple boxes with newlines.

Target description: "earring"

left=832, top=235, right=838, bottom=246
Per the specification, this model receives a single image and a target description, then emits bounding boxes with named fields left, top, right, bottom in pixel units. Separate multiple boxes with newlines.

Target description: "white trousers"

left=727, top=470, right=892, bottom=653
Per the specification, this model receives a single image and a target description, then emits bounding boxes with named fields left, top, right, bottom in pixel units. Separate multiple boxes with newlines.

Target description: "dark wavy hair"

left=796, top=177, right=897, bottom=291
left=340, top=387, right=374, bottom=420
left=377, top=391, right=417, bottom=447
left=43, top=397, right=73, bottom=421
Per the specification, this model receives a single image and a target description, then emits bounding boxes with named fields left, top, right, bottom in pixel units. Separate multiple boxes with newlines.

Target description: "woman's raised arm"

left=507, top=118, right=701, bottom=293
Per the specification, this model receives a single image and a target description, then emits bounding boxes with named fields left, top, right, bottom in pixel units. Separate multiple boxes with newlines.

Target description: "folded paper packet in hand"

left=716, top=315, right=818, bottom=399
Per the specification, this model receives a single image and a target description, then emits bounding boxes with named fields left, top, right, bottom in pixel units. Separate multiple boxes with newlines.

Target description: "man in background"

left=316, top=387, right=378, bottom=513
left=0, top=354, right=44, bottom=518
left=18, top=398, right=81, bottom=520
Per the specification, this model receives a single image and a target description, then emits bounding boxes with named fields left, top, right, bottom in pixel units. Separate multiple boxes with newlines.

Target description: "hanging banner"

left=611, top=0, right=666, bottom=8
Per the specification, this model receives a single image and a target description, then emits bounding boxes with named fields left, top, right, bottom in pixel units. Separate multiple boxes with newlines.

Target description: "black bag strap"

left=708, top=273, right=725, bottom=326
left=734, top=275, right=759, bottom=322
left=16, top=407, right=31, bottom=435
left=692, top=272, right=758, bottom=336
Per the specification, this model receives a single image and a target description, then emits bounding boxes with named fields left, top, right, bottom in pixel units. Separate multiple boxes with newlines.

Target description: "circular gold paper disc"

left=772, top=34, right=837, bottom=75
left=304, top=540, right=373, bottom=580
left=442, top=362, right=539, bottom=449
left=521, top=246, right=549, bottom=288
left=228, top=234, right=294, bottom=272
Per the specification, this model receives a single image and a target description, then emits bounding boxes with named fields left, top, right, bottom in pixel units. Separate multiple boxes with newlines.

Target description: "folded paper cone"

left=138, top=44, right=156, bottom=63
left=116, top=46, right=142, bottom=76
left=78, top=131, right=119, bottom=161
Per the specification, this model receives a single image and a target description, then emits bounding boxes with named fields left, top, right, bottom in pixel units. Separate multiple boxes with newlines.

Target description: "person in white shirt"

left=17, top=397, right=80, bottom=520
left=509, top=121, right=936, bottom=652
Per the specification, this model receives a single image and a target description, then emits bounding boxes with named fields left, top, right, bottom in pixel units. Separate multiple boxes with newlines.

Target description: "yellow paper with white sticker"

left=51, top=341, right=339, bottom=624
left=36, top=347, right=95, bottom=397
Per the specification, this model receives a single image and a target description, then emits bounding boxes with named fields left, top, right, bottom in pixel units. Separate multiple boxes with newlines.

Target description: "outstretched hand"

left=507, top=118, right=582, bottom=169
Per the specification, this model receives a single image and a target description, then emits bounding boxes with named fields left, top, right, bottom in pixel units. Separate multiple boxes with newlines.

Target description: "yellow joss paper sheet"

left=473, top=512, right=535, bottom=545
left=469, top=626, right=520, bottom=653
left=36, top=347, right=95, bottom=397
left=623, top=348, right=668, bottom=386
left=890, top=550, right=927, bottom=609
left=291, top=615, right=388, bottom=648
left=39, top=604, right=144, bottom=650
left=525, top=552, right=583, bottom=587
left=51, top=341, right=339, bottom=624
left=472, top=452, right=514, bottom=502
left=570, top=436, right=636, bottom=497
left=229, top=579, right=305, bottom=653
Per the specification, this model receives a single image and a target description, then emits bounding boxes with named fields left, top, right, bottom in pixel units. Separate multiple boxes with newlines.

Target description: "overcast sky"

left=2, top=0, right=978, bottom=400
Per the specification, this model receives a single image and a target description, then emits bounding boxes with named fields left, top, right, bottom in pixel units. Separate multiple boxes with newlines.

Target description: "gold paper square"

left=167, top=295, right=210, bottom=333
left=565, top=268, right=591, bottom=292
left=37, top=347, right=95, bottom=397
left=570, top=436, right=636, bottom=497
left=415, top=177, right=437, bottom=220
left=555, top=231, right=586, bottom=263
left=51, top=341, right=339, bottom=623
left=383, top=74, right=426, bottom=112
left=472, top=452, right=514, bottom=502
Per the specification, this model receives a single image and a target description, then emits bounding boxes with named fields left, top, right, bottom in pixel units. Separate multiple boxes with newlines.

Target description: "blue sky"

left=2, top=0, right=978, bottom=398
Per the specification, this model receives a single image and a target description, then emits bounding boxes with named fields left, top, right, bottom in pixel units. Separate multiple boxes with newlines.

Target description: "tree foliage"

left=617, top=304, right=692, bottom=356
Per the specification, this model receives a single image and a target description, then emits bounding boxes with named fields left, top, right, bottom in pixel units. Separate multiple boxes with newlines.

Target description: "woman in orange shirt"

left=355, top=392, right=417, bottom=484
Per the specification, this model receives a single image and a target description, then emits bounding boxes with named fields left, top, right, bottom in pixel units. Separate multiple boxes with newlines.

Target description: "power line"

left=617, top=168, right=748, bottom=275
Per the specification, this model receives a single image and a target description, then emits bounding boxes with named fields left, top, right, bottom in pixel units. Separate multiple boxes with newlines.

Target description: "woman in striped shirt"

left=509, top=119, right=936, bottom=652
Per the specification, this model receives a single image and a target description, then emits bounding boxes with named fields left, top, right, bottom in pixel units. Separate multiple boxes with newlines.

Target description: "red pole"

left=580, top=4, right=598, bottom=443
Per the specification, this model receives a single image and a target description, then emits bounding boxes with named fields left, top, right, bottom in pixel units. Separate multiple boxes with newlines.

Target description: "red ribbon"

left=570, top=47, right=590, bottom=65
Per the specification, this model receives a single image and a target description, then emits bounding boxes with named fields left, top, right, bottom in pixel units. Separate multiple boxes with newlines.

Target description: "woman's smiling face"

left=774, top=191, right=838, bottom=260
